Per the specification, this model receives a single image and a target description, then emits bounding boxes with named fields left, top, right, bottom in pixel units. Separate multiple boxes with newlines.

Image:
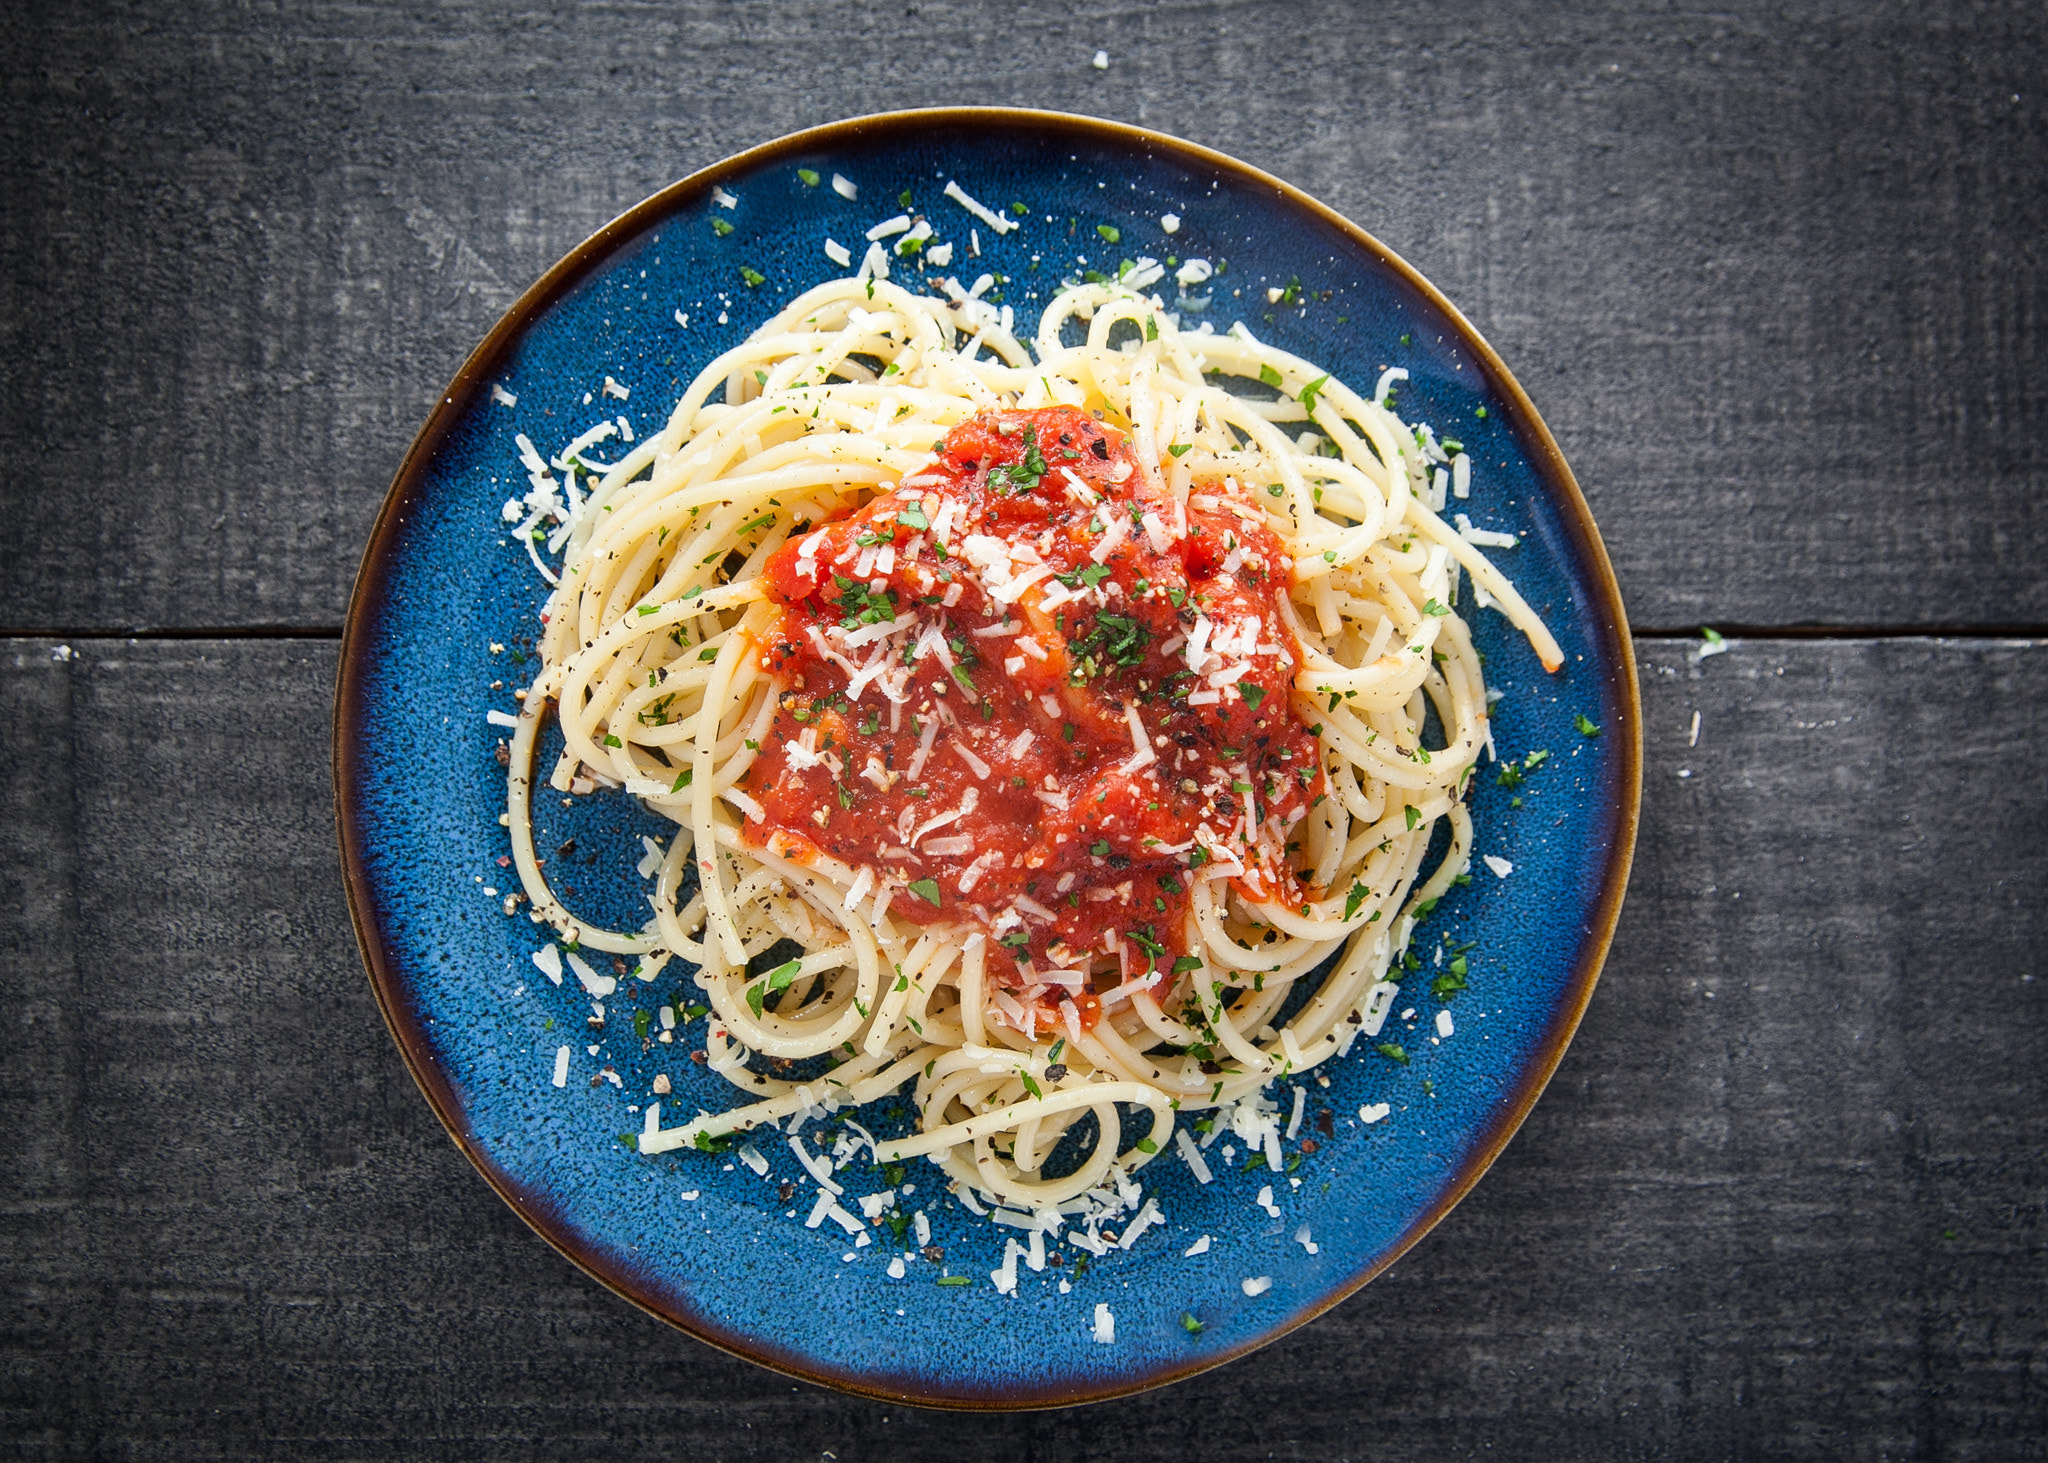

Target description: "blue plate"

left=335, top=108, right=1640, bottom=1409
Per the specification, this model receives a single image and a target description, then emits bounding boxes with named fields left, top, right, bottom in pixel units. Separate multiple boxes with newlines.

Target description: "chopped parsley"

left=984, top=424, right=1047, bottom=493
left=908, top=878, right=943, bottom=907
left=1066, top=609, right=1150, bottom=671
left=745, top=957, right=802, bottom=1018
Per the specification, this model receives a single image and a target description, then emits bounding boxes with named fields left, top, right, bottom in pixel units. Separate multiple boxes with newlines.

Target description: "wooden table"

left=4, top=3, right=2042, bottom=1456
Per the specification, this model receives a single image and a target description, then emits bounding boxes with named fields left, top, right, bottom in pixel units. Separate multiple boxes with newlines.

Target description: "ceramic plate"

left=335, top=108, right=1640, bottom=1409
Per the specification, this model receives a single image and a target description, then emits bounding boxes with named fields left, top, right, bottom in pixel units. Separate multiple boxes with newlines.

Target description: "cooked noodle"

left=504, top=273, right=1561, bottom=1210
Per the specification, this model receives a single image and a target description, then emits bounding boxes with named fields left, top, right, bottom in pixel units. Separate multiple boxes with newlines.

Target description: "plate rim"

left=332, top=104, right=1643, bottom=1411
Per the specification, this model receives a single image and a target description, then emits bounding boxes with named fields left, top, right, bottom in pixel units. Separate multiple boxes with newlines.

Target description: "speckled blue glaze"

left=336, top=111, right=1638, bottom=1409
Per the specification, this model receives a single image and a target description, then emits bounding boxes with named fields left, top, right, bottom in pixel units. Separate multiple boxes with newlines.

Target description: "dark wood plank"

left=0, top=635, right=2040, bottom=1456
left=1, top=2, right=2042, bottom=632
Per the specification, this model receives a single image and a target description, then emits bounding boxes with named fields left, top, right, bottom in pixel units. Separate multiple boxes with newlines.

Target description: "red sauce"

left=744, top=406, right=1323, bottom=1025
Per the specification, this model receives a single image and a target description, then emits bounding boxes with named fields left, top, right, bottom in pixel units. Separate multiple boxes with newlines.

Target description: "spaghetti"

left=504, top=272, right=1561, bottom=1212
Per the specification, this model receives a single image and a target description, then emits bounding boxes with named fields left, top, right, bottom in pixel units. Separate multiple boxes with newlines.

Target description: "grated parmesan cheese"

left=943, top=179, right=1018, bottom=236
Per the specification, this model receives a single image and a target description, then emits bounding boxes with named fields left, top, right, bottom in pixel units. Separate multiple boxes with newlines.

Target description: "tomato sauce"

left=742, top=406, right=1322, bottom=1025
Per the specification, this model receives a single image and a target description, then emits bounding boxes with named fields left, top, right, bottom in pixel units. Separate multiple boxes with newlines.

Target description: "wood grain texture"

left=1, top=636, right=2039, bottom=1457
left=1, top=1, right=2043, bottom=632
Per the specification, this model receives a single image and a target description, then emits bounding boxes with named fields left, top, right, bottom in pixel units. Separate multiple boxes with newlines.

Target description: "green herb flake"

left=797, top=168, right=820, bottom=186
left=1376, top=1041, right=1410, bottom=1065
left=1404, top=805, right=1421, bottom=831
left=1096, top=224, right=1121, bottom=243
left=1258, top=363, right=1285, bottom=390
left=711, top=217, right=733, bottom=237
left=739, top=265, right=767, bottom=288
left=1575, top=713, right=1601, bottom=738
left=908, top=878, right=943, bottom=907
left=936, top=1274, right=971, bottom=1286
